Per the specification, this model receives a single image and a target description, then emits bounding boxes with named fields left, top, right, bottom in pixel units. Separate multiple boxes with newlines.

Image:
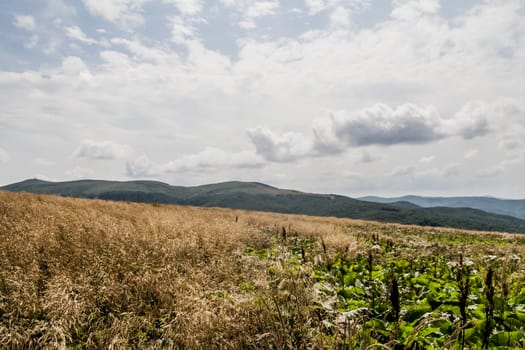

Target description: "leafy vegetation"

left=2, top=190, right=525, bottom=348
left=5, top=178, right=525, bottom=233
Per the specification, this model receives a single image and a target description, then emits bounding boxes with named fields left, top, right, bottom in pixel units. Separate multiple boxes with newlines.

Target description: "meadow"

left=1, top=190, right=525, bottom=349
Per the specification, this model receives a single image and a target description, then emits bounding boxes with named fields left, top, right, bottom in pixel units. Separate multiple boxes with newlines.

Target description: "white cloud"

left=222, top=0, right=279, bottom=29
left=163, top=147, right=264, bottom=172
left=244, top=1, right=278, bottom=18
left=247, top=127, right=311, bottom=162
left=73, top=140, right=133, bottom=160
left=13, top=15, right=36, bottom=31
left=66, top=26, right=98, bottom=45
left=2, top=0, right=525, bottom=197
left=166, top=0, right=203, bottom=16
left=464, top=149, right=478, bottom=159
left=65, top=167, right=96, bottom=180
left=168, top=16, right=197, bottom=43
left=476, top=154, right=522, bottom=178
left=391, top=0, right=440, bottom=21
left=419, top=155, right=435, bottom=164
left=33, top=158, right=56, bottom=166
left=81, top=0, right=145, bottom=29
left=304, top=0, right=371, bottom=15
left=126, top=155, right=160, bottom=177
left=24, top=35, right=39, bottom=49
left=126, top=148, right=264, bottom=177
left=0, top=148, right=10, bottom=163
left=329, top=6, right=351, bottom=29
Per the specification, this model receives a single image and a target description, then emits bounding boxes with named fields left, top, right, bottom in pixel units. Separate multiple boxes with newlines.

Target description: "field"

left=2, top=191, right=525, bottom=349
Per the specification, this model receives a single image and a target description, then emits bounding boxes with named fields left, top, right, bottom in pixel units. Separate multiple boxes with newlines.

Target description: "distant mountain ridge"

left=360, top=195, right=525, bottom=221
left=3, top=178, right=525, bottom=233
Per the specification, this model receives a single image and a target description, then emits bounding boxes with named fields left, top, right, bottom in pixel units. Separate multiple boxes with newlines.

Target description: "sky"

left=0, top=0, right=524, bottom=198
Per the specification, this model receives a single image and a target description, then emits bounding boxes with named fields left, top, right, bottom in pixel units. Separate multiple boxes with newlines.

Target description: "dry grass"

left=1, top=190, right=525, bottom=349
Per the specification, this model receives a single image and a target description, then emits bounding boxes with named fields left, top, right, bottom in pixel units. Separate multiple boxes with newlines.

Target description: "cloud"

left=304, top=0, right=371, bottom=15
left=126, top=148, right=264, bottom=177
left=359, top=151, right=379, bottom=163
left=33, top=158, right=56, bottom=166
left=476, top=155, right=522, bottom=178
left=0, top=148, right=10, bottom=163
left=329, top=6, right=351, bottom=29
left=419, top=155, right=435, bottom=164
left=66, top=26, right=98, bottom=45
left=499, top=137, right=524, bottom=151
left=448, top=98, right=525, bottom=139
left=464, top=149, right=478, bottom=159
left=65, top=166, right=96, bottom=179
left=163, top=147, right=264, bottom=172
left=449, top=101, right=491, bottom=139
left=81, top=0, right=145, bottom=29
left=73, top=140, right=133, bottom=160
left=13, top=15, right=36, bottom=31
left=391, top=0, right=440, bottom=21
left=259, top=98, right=523, bottom=161
left=247, top=127, right=311, bottom=162
left=323, top=103, right=444, bottom=147
left=2, top=0, right=525, bottom=196
left=168, top=16, right=197, bottom=44
left=126, top=155, right=160, bottom=177
left=390, top=165, right=417, bottom=177
left=221, top=0, right=279, bottom=29
left=24, top=35, right=39, bottom=48
left=166, top=0, right=203, bottom=16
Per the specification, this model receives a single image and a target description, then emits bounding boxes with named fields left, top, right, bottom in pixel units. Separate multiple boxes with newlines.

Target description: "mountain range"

left=3, top=178, right=525, bottom=233
left=360, top=195, right=525, bottom=221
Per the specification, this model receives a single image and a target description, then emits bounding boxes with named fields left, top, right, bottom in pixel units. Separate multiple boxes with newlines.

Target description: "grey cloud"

left=312, top=117, right=345, bottom=156
left=73, top=140, right=133, bottom=160
left=389, top=165, right=417, bottom=177
left=330, top=103, right=444, bottom=147
left=450, top=99, right=525, bottom=140
left=459, top=119, right=489, bottom=139
left=450, top=102, right=491, bottom=139
left=247, top=127, right=311, bottom=162
left=499, top=136, right=524, bottom=151
left=126, top=155, right=160, bottom=177
left=476, top=156, right=522, bottom=178
left=359, top=151, right=378, bottom=163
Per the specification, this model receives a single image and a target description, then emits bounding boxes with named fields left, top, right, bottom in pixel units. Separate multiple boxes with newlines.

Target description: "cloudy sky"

left=1, top=0, right=524, bottom=198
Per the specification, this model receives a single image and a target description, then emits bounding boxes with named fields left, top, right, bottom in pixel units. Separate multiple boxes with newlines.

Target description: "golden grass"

left=1, top=190, right=524, bottom=349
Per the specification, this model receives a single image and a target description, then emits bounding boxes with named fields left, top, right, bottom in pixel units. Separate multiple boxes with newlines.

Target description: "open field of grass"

left=2, top=190, right=525, bottom=349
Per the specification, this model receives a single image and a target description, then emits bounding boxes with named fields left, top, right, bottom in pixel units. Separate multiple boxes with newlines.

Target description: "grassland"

left=1, top=191, right=525, bottom=349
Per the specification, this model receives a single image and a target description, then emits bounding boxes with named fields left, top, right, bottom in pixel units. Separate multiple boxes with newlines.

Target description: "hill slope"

left=360, top=195, right=525, bottom=220
left=4, top=178, right=525, bottom=233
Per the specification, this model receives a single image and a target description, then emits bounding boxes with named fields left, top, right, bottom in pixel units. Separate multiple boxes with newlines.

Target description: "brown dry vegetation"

left=0, top=190, right=358, bottom=349
left=1, top=190, right=525, bottom=349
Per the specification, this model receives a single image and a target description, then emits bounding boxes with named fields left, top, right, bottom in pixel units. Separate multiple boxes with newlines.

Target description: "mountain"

left=4, top=178, right=525, bottom=233
left=360, top=195, right=525, bottom=221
